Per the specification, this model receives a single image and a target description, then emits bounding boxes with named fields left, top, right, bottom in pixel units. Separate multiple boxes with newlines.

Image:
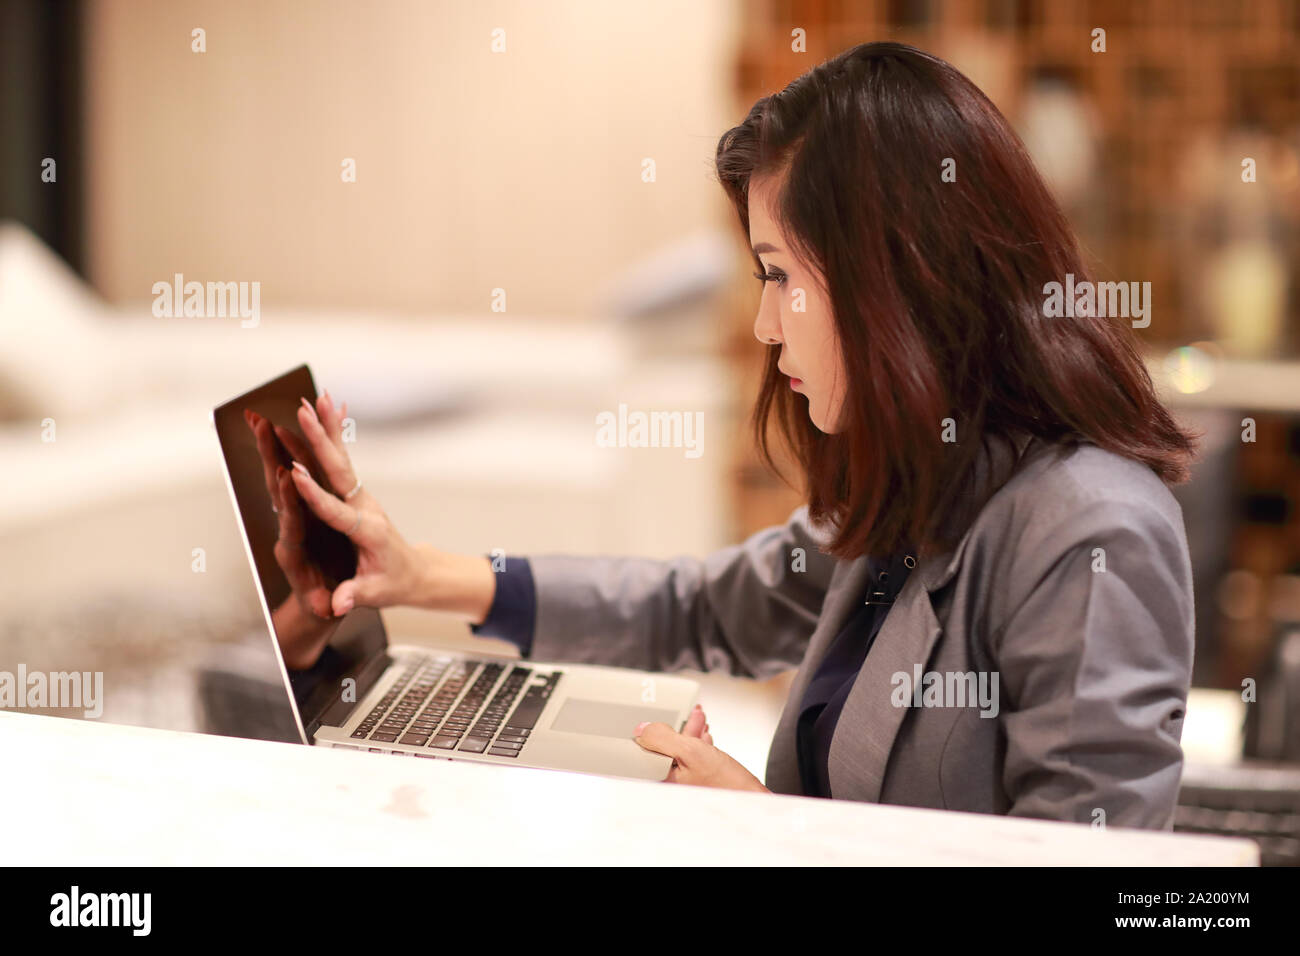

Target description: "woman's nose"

left=753, top=307, right=781, bottom=346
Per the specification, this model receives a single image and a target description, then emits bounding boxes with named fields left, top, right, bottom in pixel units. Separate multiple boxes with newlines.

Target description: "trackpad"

left=549, top=698, right=679, bottom=738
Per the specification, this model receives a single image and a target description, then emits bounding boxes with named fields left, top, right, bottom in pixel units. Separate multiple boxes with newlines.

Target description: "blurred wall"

left=83, top=0, right=740, bottom=316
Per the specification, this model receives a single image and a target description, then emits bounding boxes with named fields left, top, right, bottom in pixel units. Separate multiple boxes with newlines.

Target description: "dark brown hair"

left=715, top=41, right=1198, bottom=561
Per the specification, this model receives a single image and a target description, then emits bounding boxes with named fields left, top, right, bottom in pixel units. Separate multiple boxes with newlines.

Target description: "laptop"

left=213, top=364, right=699, bottom=781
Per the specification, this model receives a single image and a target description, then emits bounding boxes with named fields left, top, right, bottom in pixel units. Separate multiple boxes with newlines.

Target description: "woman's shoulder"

left=966, top=436, right=1192, bottom=604
left=984, top=436, right=1181, bottom=528
left=960, top=437, right=1196, bottom=690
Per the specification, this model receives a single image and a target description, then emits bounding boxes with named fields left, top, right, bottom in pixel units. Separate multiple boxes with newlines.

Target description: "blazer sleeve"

left=991, top=498, right=1195, bottom=830
left=525, top=505, right=838, bottom=679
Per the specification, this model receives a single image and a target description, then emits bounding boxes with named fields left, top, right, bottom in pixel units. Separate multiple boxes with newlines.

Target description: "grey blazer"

left=525, top=433, right=1195, bottom=830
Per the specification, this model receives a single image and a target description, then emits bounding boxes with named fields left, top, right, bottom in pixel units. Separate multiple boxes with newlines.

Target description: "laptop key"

left=458, top=738, right=489, bottom=753
left=496, top=734, right=527, bottom=743
left=371, top=732, right=398, bottom=742
left=487, top=747, right=521, bottom=758
left=489, top=739, right=523, bottom=750
left=428, top=736, right=459, bottom=749
left=503, top=690, right=547, bottom=731
left=400, top=734, right=429, bottom=746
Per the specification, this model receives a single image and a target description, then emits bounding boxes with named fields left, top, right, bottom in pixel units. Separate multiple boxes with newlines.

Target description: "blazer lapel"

left=763, top=556, right=874, bottom=794
left=825, top=553, right=955, bottom=802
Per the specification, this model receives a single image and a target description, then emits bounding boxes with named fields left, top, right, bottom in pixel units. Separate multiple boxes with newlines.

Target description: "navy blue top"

left=470, top=551, right=913, bottom=799
left=469, top=555, right=538, bottom=651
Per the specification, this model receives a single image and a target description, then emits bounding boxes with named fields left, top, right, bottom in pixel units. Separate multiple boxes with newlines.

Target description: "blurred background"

left=3, top=0, right=1299, bottom=862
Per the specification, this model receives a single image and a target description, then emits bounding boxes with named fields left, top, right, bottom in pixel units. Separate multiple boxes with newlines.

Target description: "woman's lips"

left=789, top=377, right=802, bottom=389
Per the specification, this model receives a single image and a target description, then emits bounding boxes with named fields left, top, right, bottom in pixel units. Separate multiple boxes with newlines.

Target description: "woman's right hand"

left=287, top=391, right=431, bottom=617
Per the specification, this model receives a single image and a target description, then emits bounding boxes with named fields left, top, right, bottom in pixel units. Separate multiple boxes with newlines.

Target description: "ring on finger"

left=344, top=478, right=363, bottom=500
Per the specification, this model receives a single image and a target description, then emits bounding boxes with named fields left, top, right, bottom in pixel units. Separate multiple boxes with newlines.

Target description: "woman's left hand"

left=633, top=704, right=770, bottom=793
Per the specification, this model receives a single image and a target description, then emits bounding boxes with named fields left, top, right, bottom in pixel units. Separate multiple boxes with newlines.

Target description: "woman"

left=276, top=42, right=1198, bottom=829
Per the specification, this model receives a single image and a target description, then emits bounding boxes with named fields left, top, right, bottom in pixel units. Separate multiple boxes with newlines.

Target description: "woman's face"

left=748, top=175, right=847, bottom=434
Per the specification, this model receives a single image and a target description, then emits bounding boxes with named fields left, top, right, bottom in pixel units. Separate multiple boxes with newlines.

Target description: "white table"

left=2, top=711, right=1258, bottom=866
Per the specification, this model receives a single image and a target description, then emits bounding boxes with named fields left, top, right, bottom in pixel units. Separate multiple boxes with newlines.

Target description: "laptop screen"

left=213, top=364, right=389, bottom=741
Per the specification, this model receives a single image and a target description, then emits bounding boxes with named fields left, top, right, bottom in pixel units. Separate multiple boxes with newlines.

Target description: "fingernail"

left=292, top=460, right=308, bottom=476
left=338, top=594, right=354, bottom=614
left=693, top=704, right=701, bottom=713
left=634, top=721, right=648, bottom=736
left=300, top=397, right=318, bottom=420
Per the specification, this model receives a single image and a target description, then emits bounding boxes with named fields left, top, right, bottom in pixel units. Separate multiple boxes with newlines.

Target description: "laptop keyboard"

left=1176, top=769, right=1300, bottom=866
left=349, top=655, right=559, bottom=758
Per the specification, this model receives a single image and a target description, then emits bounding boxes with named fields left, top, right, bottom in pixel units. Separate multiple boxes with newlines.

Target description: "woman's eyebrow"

left=752, top=241, right=781, bottom=255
